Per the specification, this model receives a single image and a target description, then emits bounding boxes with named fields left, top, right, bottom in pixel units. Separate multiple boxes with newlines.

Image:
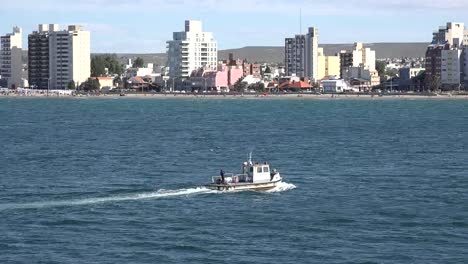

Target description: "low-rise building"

left=322, top=79, right=351, bottom=93
left=399, top=67, right=425, bottom=91
left=126, top=63, right=154, bottom=78
left=342, top=66, right=380, bottom=88
left=92, top=77, right=114, bottom=89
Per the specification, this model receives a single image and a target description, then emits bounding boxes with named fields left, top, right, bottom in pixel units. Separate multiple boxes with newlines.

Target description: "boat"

left=206, top=154, right=282, bottom=191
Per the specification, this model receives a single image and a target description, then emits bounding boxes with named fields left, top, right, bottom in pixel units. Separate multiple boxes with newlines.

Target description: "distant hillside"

left=22, top=43, right=429, bottom=66
left=219, top=43, right=429, bottom=63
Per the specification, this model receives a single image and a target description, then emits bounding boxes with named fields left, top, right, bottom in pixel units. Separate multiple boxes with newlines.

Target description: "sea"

left=0, top=98, right=467, bottom=264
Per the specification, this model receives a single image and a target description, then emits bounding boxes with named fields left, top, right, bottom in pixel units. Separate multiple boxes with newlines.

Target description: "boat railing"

left=211, top=173, right=250, bottom=184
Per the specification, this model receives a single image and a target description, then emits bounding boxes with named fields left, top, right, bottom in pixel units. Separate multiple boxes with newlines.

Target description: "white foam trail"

left=0, top=187, right=215, bottom=211
left=266, top=182, right=297, bottom=193
left=0, top=183, right=297, bottom=211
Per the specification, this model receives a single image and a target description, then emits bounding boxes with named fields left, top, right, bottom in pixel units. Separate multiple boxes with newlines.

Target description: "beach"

left=2, top=91, right=468, bottom=100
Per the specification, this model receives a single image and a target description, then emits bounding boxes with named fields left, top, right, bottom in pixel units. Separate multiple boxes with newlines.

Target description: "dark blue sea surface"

left=1, top=98, right=467, bottom=263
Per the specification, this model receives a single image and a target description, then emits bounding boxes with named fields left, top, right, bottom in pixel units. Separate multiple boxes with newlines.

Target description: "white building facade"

left=49, top=25, right=90, bottom=89
left=441, top=49, right=462, bottom=88
left=339, top=42, right=378, bottom=86
left=0, top=27, right=22, bottom=88
left=433, top=22, right=465, bottom=48
left=464, top=48, right=468, bottom=86
left=352, top=42, right=376, bottom=71
left=167, top=20, right=217, bottom=78
left=285, top=27, right=319, bottom=80
left=322, top=79, right=354, bottom=93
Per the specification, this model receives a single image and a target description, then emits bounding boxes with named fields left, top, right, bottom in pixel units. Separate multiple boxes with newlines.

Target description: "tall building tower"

left=306, top=27, right=319, bottom=80
left=432, top=22, right=465, bottom=48
left=167, top=20, right=218, bottom=78
left=285, top=35, right=306, bottom=77
left=49, top=25, right=90, bottom=89
left=28, top=24, right=58, bottom=89
left=427, top=22, right=467, bottom=90
left=29, top=24, right=90, bottom=90
left=1, top=27, right=22, bottom=88
left=285, top=27, right=319, bottom=80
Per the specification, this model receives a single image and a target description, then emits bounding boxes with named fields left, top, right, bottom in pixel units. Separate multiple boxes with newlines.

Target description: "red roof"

left=278, top=80, right=311, bottom=89
left=133, top=76, right=147, bottom=84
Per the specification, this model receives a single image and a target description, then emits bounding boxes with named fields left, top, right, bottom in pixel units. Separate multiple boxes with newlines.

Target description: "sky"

left=1, top=0, right=467, bottom=53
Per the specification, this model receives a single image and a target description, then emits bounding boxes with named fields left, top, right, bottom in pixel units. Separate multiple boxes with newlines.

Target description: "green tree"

left=133, top=57, right=145, bottom=68
left=91, top=54, right=125, bottom=77
left=81, top=78, right=101, bottom=91
left=67, top=80, right=76, bottom=90
left=233, top=80, right=248, bottom=92
left=264, top=66, right=272, bottom=74
left=250, top=82, right=265, bottom=92
left=113, top=76, right=122, bottom=87
left=385, top=68, right=398, bottom=78
left=424, top=74, right=440, bottom=92
left=376, top=60, right=386, bottom=76
left=91, top=56, right=106, bottom=77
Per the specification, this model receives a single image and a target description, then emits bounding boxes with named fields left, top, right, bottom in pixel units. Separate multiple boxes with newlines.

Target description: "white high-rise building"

left=0, top=27, right=22, bottom=88
left=167, top=20, right=217, bottom=78
left=441, top=48, right=463, bottom=89
left=351, top=42, right=376, bottom=71
left=433, top=22, right=465, bottom=48
left=285, top=27, right=319, bottom=80
left=464, top=48, right=468, bottom=86
left=49, top=25, right=90, bottom=89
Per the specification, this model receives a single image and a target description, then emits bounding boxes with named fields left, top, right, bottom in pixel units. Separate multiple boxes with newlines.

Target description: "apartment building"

left=29, top=24, right=90, bottom=89
left=167, top=20, right=217, bottom=78
left=432, top=22, right=465, bottom=48
left=339, top=43, right=378, bottom=83
left=285, top=27, right=319, bottom=80
left=0, top=27, right=22, bottom=88
left=425, top=44, right=446, bottom=89
left=28, top=24, right=57, bottom=89
left=441, top=48, right=463, bottom=90
left=49, top=25, right=90, bottom=89
left=317, top=47, right=340, bottom=79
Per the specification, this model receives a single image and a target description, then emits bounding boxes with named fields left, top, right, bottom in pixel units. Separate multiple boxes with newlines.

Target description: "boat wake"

left=0, top=183, right=296, bottom=211
left=266, top=182, right=297, bottom=193
left=0, top=187, right=215, bottom=211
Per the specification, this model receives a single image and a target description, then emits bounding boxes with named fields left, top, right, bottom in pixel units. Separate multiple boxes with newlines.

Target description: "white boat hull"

left=206, top=179, right=282, bottom=191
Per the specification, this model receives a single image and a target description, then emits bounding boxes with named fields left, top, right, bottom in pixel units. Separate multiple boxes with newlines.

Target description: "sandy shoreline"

left=2, top=93, right=468, bottom=100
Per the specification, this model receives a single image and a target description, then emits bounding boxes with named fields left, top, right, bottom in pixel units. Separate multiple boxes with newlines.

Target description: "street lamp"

left=47, top=77, right=51, bottom=97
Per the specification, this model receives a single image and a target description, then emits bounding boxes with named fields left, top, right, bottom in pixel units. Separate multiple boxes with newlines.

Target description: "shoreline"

left=2, top=93, right=468, bottom=100
left=0, top=93, right=468, bottom=100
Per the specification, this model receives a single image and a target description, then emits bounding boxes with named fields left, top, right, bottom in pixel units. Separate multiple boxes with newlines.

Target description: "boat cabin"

left=242, top=162, right=273, bottom=183
left=211, top=158, right=279, bottom=185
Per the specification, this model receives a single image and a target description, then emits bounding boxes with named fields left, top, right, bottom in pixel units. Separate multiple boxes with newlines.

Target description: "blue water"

left=1, top=98, right=467, bottom=263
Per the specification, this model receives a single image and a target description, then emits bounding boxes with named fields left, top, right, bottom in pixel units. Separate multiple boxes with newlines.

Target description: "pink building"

left=203, top=65, right=243, bottom=90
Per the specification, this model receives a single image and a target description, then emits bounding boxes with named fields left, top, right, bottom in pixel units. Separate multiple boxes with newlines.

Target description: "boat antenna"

left=248, top=151, right=253, bottom=164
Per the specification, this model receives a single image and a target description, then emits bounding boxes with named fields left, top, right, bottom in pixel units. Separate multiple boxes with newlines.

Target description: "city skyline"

left=1, top=0, right=467, bottom=53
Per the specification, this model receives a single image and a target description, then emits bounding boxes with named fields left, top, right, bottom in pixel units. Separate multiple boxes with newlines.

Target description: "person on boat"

left=220, top=169, right=225, bottom=184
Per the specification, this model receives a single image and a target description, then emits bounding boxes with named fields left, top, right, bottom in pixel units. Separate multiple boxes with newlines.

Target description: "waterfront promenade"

left=2, top=90, right=468, bottom=100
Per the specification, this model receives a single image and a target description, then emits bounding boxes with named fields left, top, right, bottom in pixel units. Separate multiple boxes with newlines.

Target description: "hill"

left=219, top=43, right=429, bottom=63
left=22, top=43, right=429, bottom=66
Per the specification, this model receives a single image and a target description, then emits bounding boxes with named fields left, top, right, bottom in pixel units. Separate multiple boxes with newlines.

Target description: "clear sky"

left=1, top=0, right=467, bottom=53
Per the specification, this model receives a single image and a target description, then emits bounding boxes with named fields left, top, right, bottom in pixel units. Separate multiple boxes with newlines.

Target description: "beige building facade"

left=0, top=27, right=22, bottom=88
left=49, top=25, right=90, bottom=89
left=317, top=47, right=340, bottom=80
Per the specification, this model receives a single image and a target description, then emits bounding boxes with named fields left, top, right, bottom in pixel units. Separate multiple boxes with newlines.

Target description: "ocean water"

left=0, top=98, right=467, bottom=264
